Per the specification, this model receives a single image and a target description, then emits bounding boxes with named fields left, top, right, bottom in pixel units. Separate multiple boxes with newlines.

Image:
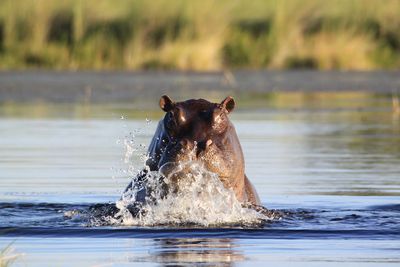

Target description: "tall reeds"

left=0, top=0, right=399, bottom=70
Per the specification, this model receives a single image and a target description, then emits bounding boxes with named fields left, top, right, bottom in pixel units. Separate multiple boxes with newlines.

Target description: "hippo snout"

left=174, top=138, right=213, bottom=160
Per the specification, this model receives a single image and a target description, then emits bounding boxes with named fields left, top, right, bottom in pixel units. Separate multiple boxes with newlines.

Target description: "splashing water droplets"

left=108, top=117, right=275, bottom=227
left=114, top=149, right=273, bottom=227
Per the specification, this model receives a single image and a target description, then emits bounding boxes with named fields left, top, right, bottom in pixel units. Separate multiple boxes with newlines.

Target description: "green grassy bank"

left=0, top=0, right=399, bottom=70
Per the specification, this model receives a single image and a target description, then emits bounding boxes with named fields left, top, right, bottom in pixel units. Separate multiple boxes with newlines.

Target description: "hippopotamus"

left=124, top=95, right=261, bottom=206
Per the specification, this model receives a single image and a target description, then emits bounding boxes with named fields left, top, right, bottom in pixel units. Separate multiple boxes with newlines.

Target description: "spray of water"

left=108, top=120, right=277, bottom=227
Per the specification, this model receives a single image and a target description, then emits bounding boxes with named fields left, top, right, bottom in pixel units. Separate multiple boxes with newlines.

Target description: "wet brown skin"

left=128, top=95, right=261, bottom=206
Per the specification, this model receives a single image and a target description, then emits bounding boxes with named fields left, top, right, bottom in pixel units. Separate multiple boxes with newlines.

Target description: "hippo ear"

left=159, top=95, right=174, bottom=112
left=220, top=96, right=235, bottom=113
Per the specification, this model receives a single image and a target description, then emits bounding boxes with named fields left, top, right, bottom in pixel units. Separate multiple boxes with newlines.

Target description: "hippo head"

left=156, top=95, right=238, bottom=180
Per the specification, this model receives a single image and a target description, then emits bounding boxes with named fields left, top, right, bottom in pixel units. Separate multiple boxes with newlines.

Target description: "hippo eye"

left=165, top=112, right=176, bottom=130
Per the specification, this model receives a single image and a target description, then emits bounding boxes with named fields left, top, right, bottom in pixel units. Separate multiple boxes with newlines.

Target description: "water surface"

left=1, top=95, right=400, bottom=266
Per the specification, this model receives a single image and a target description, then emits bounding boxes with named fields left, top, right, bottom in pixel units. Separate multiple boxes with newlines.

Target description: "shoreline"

left=0, top=70, right=399, bottom=103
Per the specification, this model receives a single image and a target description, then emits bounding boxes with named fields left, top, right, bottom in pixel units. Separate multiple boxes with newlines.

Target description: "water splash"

left=112, top=118, right=151, bottom=180
left=113, top=165, right=272, bottom=226
left=109, top=139, right=275, bottom=226
left=106, top=120, right=277, bottom=227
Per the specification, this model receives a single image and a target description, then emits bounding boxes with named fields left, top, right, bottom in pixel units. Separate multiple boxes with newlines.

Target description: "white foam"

left=114, top=161, right=274, bottom=226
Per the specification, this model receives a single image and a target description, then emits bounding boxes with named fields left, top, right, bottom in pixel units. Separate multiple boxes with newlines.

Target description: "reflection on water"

left=143, top=238, right=242, bottom=266
left=0, top=113, right=399, bottom=199
left=0, top=91, right=396, bottom=119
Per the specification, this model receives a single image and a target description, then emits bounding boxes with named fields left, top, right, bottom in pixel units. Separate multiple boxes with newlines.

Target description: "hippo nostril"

left=206, top=139, right=212, bottom=147
left=196, top=139, right=212, bottom=157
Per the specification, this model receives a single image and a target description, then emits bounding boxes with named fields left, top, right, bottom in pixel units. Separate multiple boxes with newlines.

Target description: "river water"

left=0, top=92, right=399, bottom=266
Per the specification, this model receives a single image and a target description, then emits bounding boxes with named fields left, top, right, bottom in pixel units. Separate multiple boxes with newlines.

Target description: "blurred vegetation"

left=0, top=243, right=18, bottom=267
left=0, top=0, right=399, bottom=70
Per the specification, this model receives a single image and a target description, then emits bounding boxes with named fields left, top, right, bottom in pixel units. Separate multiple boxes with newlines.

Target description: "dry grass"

left=0, top=244, right=19, bottom=267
